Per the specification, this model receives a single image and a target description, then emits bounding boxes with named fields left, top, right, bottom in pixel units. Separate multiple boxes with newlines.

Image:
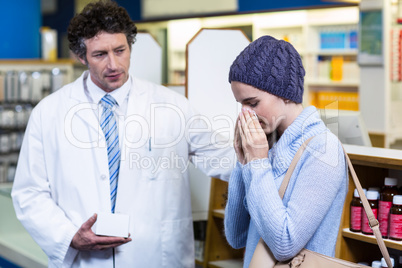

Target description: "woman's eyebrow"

left=241, top=97, right=257, bottom=103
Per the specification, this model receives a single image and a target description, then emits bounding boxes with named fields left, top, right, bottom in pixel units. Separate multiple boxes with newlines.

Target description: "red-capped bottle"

left=362, top=190, right=378, bottom=235
left=350, top=188, right=366, bottom=232
left=379, top=177, right=399, bottom=238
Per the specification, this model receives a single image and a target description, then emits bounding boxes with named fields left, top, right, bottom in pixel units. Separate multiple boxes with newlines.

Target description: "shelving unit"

left=0, top=59, right=76, bottom=185
left=203, top=145, right=402, bottom=266
left=342, top=229, right=402, bottom=251
left=242, top=7, right=360, bottom=109
left=337, top=144, right=402, bottom=263
left=136, top=6, right=361, bottom=94
left=202, top=177, right=243, bottom=268
left=305, top=10, right=359, bottom=110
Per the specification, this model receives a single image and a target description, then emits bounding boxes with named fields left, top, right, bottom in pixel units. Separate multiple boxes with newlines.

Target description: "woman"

left=224, top=35, right=348, bottom=267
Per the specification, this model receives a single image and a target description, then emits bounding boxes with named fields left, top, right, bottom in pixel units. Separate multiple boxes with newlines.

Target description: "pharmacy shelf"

left=212, top=209, right=225, bottom=219
left=208, top=259, right=243, bottom=268
left=336, top=145, right=402, bottom=263
left=306, top=80, right=359, bottom=88
left=342, top=229, right=402, bottom=251
left=308, top=49, right=358, bottom=56
left=344, top=144, right=402, bottom=169
left=0, top=59, right=75, bottom=83
left=204, top=178, right=244, bottom=268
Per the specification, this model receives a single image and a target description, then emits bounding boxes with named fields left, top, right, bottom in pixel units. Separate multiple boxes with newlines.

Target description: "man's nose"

left=107, top=53, right=118, bottom=70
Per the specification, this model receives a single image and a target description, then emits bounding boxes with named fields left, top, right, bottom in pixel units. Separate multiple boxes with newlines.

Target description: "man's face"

left=80, top=31, right=131, bottom=92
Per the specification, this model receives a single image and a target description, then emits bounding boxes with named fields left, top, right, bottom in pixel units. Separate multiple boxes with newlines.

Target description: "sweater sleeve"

left=242, top=137, right=347, bottom=261
left=224, top=162, right=250, bottom=249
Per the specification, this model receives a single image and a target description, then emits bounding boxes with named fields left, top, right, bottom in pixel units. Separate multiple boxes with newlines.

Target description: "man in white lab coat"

left=11, top=1, right=234, bottom=267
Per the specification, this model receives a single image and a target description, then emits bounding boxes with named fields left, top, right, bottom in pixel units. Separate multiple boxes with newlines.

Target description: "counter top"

left=344, top=144, right=402, bottom=170
left=0, top=184, right=47, bottom=267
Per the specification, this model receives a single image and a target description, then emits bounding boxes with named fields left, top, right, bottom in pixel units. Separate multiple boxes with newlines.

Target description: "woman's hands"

left=234, top=115, right=246, bottom=165
left=235, top=109, right=269, bottom=164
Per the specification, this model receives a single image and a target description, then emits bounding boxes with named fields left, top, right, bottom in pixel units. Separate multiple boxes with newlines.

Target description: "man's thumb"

left=82, top=213, right=97, bottom=229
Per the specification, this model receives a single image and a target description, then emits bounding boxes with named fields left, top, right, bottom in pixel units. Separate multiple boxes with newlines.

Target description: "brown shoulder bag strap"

left=277, top=137, right=393, bottom=268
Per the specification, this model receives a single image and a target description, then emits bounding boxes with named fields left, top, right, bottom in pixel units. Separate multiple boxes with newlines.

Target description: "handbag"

left=249, top=137, right=394, bottom=268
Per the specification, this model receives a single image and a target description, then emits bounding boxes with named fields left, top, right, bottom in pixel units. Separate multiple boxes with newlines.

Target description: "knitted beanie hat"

left=229, top=35, right=305, bottom=103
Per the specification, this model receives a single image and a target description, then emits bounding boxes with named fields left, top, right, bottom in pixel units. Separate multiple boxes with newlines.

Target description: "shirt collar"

left=86, top=73, right=131, bottom=106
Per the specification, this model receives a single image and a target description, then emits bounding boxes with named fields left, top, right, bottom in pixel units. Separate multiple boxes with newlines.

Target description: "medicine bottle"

left=379, top=177, right=399, bottom=238
left=389, top=195, right=402, bottom=241
left=369, top=187, right=380, bottom=196
left=371, top=260, right=381, bottom=268
left=350, top=188, right=366, bottom=232
left=362, top=190, right=378, bottom=235
left=380, top=257, right=394, bottom=268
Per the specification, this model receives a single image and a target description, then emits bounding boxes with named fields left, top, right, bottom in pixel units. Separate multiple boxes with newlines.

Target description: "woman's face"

left=231, top=81, right=287, bottom=135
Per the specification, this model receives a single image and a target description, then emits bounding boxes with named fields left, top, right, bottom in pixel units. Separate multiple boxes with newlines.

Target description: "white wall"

left=130, top=32, right=162, bottom=85
left=186, top=29, right=250, bottom=220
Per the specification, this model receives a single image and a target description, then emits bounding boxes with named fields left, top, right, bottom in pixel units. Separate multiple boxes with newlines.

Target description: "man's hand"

left=71, top=214, right=132, bottom=251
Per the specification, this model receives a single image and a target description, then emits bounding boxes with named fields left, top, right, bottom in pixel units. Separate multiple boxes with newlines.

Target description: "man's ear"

left=78, top=56, right=86, bottom=65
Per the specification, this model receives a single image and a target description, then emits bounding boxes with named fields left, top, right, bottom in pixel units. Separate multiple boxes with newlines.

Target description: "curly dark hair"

left=67, top=0, right=137, bottom=62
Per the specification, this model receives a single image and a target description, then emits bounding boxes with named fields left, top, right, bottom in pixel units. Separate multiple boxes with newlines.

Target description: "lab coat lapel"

left=126, top=77, right=149, bottom=118
left=122, top=77, right=150, bottom=149
left=116, top=77, right=150, bottom=213
left=68, top=72, right=110, bottom=211
left=68, top=71, right=103, bottom=140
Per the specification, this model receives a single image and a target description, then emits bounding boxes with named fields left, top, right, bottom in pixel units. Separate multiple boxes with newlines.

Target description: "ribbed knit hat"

left=229, top=35, right=305, bottom=103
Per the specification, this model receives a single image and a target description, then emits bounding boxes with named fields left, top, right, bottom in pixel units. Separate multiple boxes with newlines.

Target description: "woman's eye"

left=250, top=102, right=258, bottom=108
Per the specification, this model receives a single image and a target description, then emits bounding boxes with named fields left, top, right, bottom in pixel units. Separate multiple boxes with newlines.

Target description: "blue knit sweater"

left=224, top=106, right=348, bottom=267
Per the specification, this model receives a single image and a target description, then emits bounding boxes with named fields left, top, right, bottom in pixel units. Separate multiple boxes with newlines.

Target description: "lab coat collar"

left=86, top=73, right=131, bottom=107
left=69, top=71, right=89, bottom=103
left=68, top=72, right=149, bottom=135
left=67, top=71, right=102, bottom=136
left=69, top=71, right=147, bottom=103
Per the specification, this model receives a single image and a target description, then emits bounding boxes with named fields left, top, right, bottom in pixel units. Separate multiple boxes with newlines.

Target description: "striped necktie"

left=100, top=94, right=120, bottom=213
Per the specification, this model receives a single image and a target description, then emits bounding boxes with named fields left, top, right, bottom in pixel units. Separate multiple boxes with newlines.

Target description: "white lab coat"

left=11, top=72, right=234, bottom=268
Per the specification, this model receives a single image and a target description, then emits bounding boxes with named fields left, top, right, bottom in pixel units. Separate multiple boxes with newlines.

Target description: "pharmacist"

left=11, top=1, right=234, bottom=267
